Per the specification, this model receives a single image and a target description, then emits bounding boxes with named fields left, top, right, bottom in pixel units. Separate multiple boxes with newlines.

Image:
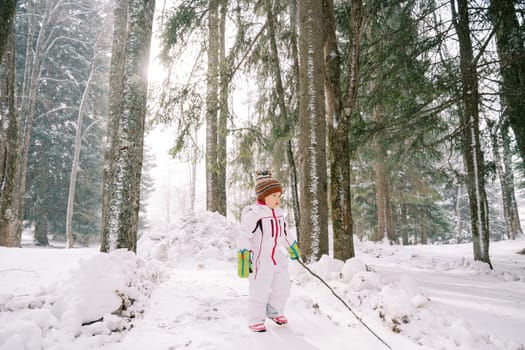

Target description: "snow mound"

left=139, top=210, right=237, bottom=269
left=0, top=250, right=164, bottom=350
left=295, top=240, right=517, bottom=350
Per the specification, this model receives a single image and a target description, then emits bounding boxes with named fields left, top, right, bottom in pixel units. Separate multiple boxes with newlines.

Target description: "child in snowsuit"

left=237, top=171, right=300, bottom=332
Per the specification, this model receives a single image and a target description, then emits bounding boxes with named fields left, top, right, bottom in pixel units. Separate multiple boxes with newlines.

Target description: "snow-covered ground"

left=1, top=211, right=524, bottom=350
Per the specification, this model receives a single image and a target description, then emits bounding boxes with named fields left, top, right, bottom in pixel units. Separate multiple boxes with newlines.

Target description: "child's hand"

left=288, top=241, right=300, bottom=260
left=237, top=249, right=252, bottom=278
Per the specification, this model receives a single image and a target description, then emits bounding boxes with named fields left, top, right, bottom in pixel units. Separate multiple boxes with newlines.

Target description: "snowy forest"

left=1, top=0, right=524, bottom=262
left=1, top=0, right=525, bottom=349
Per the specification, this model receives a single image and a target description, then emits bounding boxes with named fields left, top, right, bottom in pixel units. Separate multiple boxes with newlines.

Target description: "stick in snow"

left=296, top=259, right=392, bottom=350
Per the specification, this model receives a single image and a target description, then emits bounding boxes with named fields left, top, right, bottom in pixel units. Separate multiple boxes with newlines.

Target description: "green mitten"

left=288, top=240, right=300, bottom=260
left=237, top=249, right=251, bottom=278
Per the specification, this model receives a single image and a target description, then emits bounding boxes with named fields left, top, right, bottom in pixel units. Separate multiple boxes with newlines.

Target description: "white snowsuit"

left=237, top=202, right=296, bottom=325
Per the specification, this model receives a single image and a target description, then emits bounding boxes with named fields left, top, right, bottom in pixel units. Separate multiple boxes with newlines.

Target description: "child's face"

left=264, top=192, right=281, bottom=209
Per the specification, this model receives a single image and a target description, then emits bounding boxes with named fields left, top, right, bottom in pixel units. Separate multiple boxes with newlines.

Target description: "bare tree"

left=66, top=8, right=110, bottom=248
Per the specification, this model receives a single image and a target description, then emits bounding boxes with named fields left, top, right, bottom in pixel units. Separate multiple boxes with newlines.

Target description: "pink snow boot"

left=249, top=323, right=267, bottom=332
left=270, top=316, right=288, bottom=325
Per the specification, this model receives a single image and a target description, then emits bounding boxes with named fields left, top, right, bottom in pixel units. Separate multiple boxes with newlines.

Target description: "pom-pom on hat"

left=255, top=170, right=282, bottom=201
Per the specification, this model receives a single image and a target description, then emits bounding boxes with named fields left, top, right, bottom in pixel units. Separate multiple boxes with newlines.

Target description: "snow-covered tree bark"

left=102, top=0, right=155, bottom=252
left=206, top=0, right=219, bottom=213
left=298, top=0, right=329, bottom=262
left=0, top=21, right=18, bottom=247
left=101, top=0, right=129, bottom=252
left=323, top=0, right=356, bottom=259
left=451, top=0, right=492, bottom=268
left=116, top=0, right=154, bottom=251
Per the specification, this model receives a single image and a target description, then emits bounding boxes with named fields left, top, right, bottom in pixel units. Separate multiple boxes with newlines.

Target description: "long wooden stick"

left=296, top=259, right=392, bottom=349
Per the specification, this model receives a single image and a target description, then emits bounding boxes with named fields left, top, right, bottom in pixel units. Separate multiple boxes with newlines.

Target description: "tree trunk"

left=501, top=120, right=522, bottom=238
left=488, top=0, right=525, bottom=246
left=489, top=0, right=525, bottom=176
left=453, top=180, right=464, bottom=242
left=34, top=142, right=50, bottom=246
left=323, top=0, right=356, bottom=260
left=189, top=145, right=197, bottom=214
left=264, top=0, right=301, bottom=233
left=15, top=0, right=60, bottom=246
left=0, top=0, right=16, bottom=60
left=66, top=58, right=96, bottom=248
left=373, top=107, right=394, bottom=242
left=287, top=0, right=301, bottom=235
left=67, top=8, right=109, bottom=248
left=420, top=207, right=428, bottom=245
left=451, top=0, right=492, bottom=268
left=298, top=0, right=329, bottom=262
left=101, top=0, right=129, bottom=253
left=216, top=0, right=227, bottom=216
left=400, top=203, right=409, bottom=245
left=206, top=0, right=219, bottom=213
left=117, top=0, right=155, bottom=252
left=490, top=122, right=513, bottom=240
left=0, top=21, right=18, bottom=247
left=103, top=0, right=155, bottom=253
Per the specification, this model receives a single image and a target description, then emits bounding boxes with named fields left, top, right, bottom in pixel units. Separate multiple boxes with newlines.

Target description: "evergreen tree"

left=18, top=0, right=108, bottom=245
left=488, top=0, right=525, bottom=175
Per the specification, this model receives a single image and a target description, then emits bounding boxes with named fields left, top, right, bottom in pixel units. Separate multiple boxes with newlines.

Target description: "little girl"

left=237, top=171, right=300, bottom=332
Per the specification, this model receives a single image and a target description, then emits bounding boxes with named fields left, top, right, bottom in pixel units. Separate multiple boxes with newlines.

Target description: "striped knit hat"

left=255, top=170, right=282, bottom=201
